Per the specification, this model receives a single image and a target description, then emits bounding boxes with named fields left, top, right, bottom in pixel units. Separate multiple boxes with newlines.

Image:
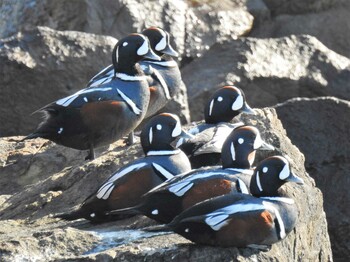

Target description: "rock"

left=181, top=35, right=350, bottom=121
left=0, top=0, right=253, bottom=60
left=274, top=96, right=350, bottom=261
left=262, top=0, right=345, bottom=15
left=252, top=1, right=350, bottom=58
left=0, top=108, right=332, bottom=261
left=0, top=26, right=117, bottom=137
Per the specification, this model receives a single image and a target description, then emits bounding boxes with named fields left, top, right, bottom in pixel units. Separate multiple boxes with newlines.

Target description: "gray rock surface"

left=0, top=108, right=333, bottom=261
left=275, top=97, right=350, bottom=261
left=262, top=0, right=345, bottom=15
left=181, top=35, right=350, bottom=121
left=0, top=0, right=253, bottom=60
left=252, top=1, right=350, bottom=58
left=0, top=26, right=117, bottom=137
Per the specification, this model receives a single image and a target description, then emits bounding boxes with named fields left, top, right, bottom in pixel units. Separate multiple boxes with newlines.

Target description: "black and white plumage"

left=166, top=155, right=304, bottom=248
left=25, top=34, right=160, bottom=160
left=107, top=125, right=274, bottom=224
left=55, top=113, right=191, bottom=222
left=87, top=27, right=181, bottom=119
left=177, top=85, right=256, bottom=168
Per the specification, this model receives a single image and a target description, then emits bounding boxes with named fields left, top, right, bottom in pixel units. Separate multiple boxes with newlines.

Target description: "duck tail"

left=54, top=209, right=86, bottom=221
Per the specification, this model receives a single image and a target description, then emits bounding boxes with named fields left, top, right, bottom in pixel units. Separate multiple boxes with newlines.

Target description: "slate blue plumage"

left=167, top=156, right=304, bottom=248
left=25, top=34, right=160, bottom=159
left=55, top=113, right=191, bottom=222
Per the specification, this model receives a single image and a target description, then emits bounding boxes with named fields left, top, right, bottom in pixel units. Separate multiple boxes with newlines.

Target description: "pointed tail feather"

left=54, top=209, right=86, bottom=221
left=142, top=224, right=172, bottom=232
left=107, top=205, right=143, bottom=216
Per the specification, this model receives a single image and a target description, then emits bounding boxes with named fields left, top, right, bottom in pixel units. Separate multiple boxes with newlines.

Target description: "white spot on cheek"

left=263, top=167, right=268, bottom=173
left=238, top=138, right=244, bottom=144
left=185, top=228, right=189, bottom=233
left=84, top=97, right=88, bottom=102
left=217, top=96, right=223, bottom=102
left=58, top=127, right=63, bottom=134
left=151, top=209, right=159, bottom=215
left=123, top=42, right=128, bottom=46
left=157, top=124, right=162, bottom=130
left=90, top=213, right=95, bottom=218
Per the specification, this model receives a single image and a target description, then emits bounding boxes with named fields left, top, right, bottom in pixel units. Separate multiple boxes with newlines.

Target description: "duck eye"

left=122, top=42, right=128, bottom=47
left=262, top=167, right=268, bottom=173
left=217, top=96, right=223, bottom=102
left=238, top=138, right=244, bottom=144
left=156, top=124, right=162, bottom=130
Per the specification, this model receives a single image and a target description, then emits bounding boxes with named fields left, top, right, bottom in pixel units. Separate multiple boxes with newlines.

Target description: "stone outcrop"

left=181, top=35, right=350, bottom=121
left=0, top=27, right=117, bottom=137
left=0, top=108, right=333, bottom=261
left=275, top=97, right=350, bottom=261
left=0, top=0, right=253, bottom=60
left=252, top=1, right=350, bottom=58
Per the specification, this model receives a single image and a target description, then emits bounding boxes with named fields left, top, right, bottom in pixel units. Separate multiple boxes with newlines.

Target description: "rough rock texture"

left=252, top=1, right=350, bottom=58
left=275, top=97, right=350, bottom=261
left=262, top=0, right=345, bottom=15
left=181, top=35, right=350, bottom=121
left=0, top=108, right=332, bottom=261
left=0, top=26, right=190, bottom=137
left=0, top=0, right=253, bottom=60
left=0, top=26, right=117, bottom=137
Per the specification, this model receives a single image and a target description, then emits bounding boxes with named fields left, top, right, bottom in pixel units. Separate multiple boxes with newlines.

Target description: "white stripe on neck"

left=116, top=88, right=142, bottom=115
left=147, top=149, right=181, bottom=156
left=148, top=60, right=178, bottom=67
left=116, top=73, right=146, bottom=81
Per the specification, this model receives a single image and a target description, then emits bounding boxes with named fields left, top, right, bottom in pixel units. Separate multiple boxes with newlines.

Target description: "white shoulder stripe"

left=152, top=163, right=174, bottom=180
left=237, top=178, right=249, bottom=194
left=116, top=88, right=142, bottom=115
left=153, top=69, right=171, bottom=99
left=263, top=201, right=286, bottom=239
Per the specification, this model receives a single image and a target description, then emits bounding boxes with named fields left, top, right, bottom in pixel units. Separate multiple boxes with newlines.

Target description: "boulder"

left=181, top=35, right=350, bottom=121
left=262, top=0, right=345, bottom=15
left=252, top=1, right=350, bottom=58
left=0, top=0, right=253, bottom=60
left=275, top=96, right=350, bottom=261
left=0, top=108, right=332, bottom=261
left=0, top=26, right=117, bottom=137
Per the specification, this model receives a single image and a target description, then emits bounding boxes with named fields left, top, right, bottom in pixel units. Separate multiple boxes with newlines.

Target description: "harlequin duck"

left=177, top=85, right=255, bottom=168
left=107, top=125, right=274, bottom=224
left=166, top=156, right=304, bottom=248
left=25, top=34, right=160, bottom=160
left=87, top=27, right=180, bottom=118
left=56, top=113, right=191, bottom=222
